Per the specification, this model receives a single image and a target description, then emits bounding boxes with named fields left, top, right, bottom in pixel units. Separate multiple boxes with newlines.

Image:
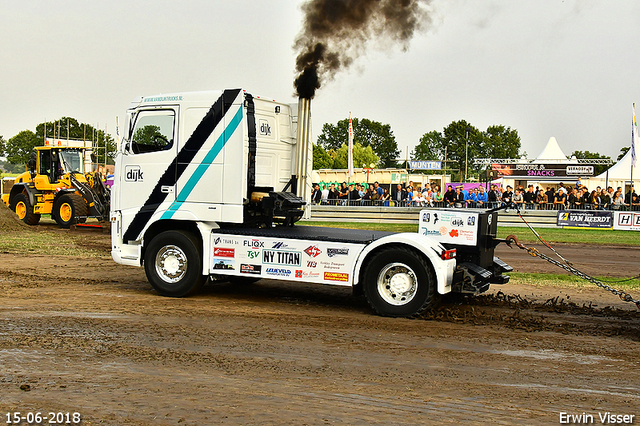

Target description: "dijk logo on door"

left=124, top=166, right=143, bottom=182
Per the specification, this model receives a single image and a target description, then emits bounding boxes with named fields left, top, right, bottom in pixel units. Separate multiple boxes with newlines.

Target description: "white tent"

left=590, top=148, right=639, bottom=186
left=582, top=148, right=637, bottom=191
left=533, top=137, right=575, bottom=163
left=595, top=148, right=638, bottom=180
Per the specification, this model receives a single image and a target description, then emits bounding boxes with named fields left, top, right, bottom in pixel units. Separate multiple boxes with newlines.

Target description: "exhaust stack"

left=295, top=97, right=312, bottom=199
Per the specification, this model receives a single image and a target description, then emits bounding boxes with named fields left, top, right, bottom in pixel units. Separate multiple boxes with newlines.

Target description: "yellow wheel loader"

left=1, top=142, right=110, bottom=228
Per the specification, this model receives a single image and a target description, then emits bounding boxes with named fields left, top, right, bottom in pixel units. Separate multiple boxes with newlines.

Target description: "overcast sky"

left=1, top=0, right=639, bottom=161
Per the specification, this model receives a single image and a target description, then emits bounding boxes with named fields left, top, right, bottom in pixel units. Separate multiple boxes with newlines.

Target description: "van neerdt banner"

left=492, top=164, right=594, bottom=177
left=557, top=210, right=613, bottom=228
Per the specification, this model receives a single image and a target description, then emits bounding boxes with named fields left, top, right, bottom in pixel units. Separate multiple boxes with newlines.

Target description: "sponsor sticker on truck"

left=263, top=250, right=302, bottom=266
left=210, top=233, right=364, bottom=284
left=213, top=247, right=235, bottom=258
left=419, top=209, right=479, bottom=246
left=324, top=272, right=349, bottom=282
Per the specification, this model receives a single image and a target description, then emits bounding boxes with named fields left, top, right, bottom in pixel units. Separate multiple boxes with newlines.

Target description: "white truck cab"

left=111, top=89, right=510, bottom=317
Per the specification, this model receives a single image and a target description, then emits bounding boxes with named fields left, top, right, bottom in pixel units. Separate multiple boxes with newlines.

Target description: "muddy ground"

left=1, top=221, right=639, bottom=425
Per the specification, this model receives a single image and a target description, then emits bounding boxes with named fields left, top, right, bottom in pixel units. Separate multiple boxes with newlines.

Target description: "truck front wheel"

left=144, top=230, right=205, bottom=297
left=363, top=247, right=436, bottom=318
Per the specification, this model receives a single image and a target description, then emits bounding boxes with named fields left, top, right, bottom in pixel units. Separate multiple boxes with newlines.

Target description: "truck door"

left=118, top=108, right=179, bottom=243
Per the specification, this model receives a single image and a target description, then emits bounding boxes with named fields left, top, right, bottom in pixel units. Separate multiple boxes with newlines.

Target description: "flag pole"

left=632, top=104, right=637, bottom=192
left=348, top=112, right=354, bottom=183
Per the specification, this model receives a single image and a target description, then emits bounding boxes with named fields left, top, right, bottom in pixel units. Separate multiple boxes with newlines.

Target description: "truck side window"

left=130, top=110, right=175, bottom=154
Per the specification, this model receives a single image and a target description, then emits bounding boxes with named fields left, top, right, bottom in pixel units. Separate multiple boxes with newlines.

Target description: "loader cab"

left=37, top=149, right=56, bottom=183
left=36, top=147, right=85, bottom=184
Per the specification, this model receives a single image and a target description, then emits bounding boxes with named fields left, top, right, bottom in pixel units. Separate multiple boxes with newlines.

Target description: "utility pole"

left=444, top=146, right=447, bottom=179
left=465, top=127, right=470, bottom=182
left=405, top=145, right=409, bottom=170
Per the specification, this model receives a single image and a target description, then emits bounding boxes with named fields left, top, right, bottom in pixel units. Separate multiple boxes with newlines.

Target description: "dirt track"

left=1, top=224, right=639, bottom=425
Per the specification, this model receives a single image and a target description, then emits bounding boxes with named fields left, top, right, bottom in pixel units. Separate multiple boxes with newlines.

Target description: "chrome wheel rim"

left=376, top=262, right=418, bottom=306
left=155, top=245, right=188, bottom=283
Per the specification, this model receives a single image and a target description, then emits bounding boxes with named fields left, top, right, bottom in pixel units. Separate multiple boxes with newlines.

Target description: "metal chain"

left=505, top=234, right=640, bottom=310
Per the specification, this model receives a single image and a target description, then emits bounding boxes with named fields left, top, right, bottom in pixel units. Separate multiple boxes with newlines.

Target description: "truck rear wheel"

left=53, top=193, right=88, bottom=228
left=144, top=230, right=206, bottom=297
left=363, top=247, right=436, bottom=318
left=11, top=193, right=40, bottom=225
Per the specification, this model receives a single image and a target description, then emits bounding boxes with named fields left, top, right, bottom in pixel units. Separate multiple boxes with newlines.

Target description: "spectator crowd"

left=311, top=180, right=640, bottom=211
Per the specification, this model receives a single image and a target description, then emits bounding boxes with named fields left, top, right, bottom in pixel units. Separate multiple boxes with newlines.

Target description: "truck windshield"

left=58, top=149, right=84, bottom=174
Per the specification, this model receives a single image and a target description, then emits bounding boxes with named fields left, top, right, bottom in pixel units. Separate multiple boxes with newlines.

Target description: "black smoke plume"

left=294, top=0, right=431, bottom=99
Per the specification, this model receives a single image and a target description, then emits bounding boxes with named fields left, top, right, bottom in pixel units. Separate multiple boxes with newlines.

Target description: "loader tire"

left=11, top=193, right=40, bottom=225
left=144, top=230, right=206, bottom=297
left=53, top=193, right=88, bottom=229
left=363, top=246, right=436, bottom=318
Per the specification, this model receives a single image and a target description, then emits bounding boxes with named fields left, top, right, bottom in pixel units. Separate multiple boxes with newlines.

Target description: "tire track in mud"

left=1, top=287, right=638, bottom=425
left=422, top=292, right=640, bottom=340
left=2, top=224, right=640, bottom=424
left=2, top=259, right=639, bottom=342
left=0, top=331, right=585, bottom=426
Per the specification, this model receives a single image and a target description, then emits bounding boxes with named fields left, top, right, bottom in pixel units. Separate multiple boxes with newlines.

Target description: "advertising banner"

left=556, top=210, right=613, bottom=228
left=409, top=161, right=442, bottom=170
left=492, top=163, right=594, bottom=177
left=419, top=209, right=480, bottom=246
left=211, top=234, right=365, bottom=286
left=391, top=172, right=408, bottom=184
left=613, top=211, right=640, bottom=231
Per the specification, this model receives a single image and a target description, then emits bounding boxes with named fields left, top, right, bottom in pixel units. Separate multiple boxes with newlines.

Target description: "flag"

left=348, top=112, right=354, bottom=178
left=632, top=104, right=637, bottom=167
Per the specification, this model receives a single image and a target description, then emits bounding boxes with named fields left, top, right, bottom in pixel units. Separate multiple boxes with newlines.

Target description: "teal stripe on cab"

left=160, top=105, right=244, bottom=220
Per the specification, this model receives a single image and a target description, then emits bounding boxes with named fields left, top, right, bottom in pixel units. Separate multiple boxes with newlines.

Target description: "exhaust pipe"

left=295, top=97, right=311, bottom=199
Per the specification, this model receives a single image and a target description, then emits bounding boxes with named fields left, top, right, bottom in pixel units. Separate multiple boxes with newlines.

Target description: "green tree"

left=410, top=130, right=448, bottom=176
left=570, top=150, right=611, bottom=175
left=413, top=121, right=521, bottom=181
left=0, top=159, right=25, bottom=174
left=313, top=144, right=334, bottom=169
left=0, top=118, right=116, bottom=167
left=442, top=120, right=481, bottom=181
left=618, top=146, right=630, bottom=161
left=316, top=120, right=349, bottom=152
left=412, top=130, right=444, bottom=161
left=481, top=125, right=521, bottom=159
left=358, top=118, right=399, bottom=168
left=331, top=143, right=380, bottom=169
left=38, top=117, right=116, bottom=165
left=3, top=130, right=39, bottom=165
left=316, top=117, right=399, bottom=168
left=132, top=125, right=166, bottom=148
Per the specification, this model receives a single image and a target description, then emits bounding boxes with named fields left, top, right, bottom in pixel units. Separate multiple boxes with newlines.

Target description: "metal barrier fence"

left=308, top=205, right=561, bottom=228
left=318, top=199, right=639, bottom=211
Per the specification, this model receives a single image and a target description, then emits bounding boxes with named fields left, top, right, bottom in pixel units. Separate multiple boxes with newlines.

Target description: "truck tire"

left=53, top=193, right=88, bottom=228
left=363, top=246, right=436, bottom=318
left=11, top=193, right=41, bottom=225
left=144, top=230, right=206, bottom=297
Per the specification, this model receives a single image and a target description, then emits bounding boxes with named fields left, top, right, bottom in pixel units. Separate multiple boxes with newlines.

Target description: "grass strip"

left=508, top=272, right=640, bottom=291
left=0, top=231, right=109, bottom=258
left=300, top=221, right=640, bottom=247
